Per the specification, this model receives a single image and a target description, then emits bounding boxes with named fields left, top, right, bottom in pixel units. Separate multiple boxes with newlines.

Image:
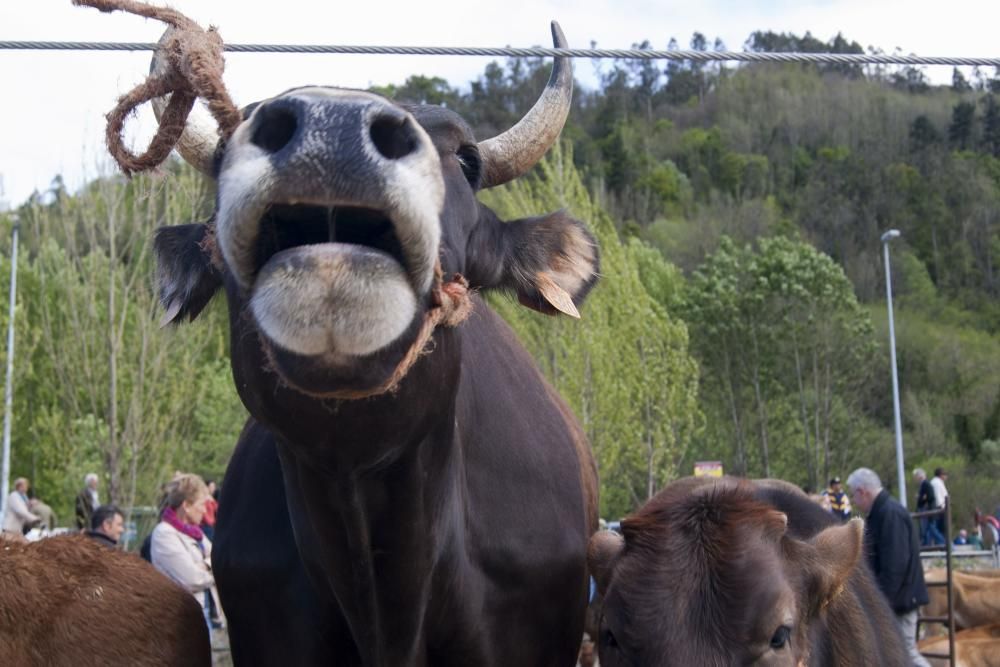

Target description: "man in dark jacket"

left=913, top=467, right=943, bottom=546
left=848, top=467, right=930, bottom=667
left=85, top=504, right=125, bottom=549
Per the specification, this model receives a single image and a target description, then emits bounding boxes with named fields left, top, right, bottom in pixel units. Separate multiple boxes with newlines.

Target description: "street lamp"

left=881, top=229, right=906, bottom=507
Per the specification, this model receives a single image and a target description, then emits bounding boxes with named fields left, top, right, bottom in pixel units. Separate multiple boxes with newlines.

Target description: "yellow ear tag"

left=536, top=272, right=581, bottom=318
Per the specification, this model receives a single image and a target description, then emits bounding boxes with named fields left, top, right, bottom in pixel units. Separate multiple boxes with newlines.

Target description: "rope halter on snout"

left=75, top=0, right=473, bottom=400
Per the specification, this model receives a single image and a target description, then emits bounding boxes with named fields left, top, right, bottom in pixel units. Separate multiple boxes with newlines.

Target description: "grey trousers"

left=895, top=609, right=931, bottom=667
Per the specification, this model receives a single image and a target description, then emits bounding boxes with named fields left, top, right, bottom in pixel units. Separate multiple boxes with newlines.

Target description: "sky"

left=2, top=0, right=998, bottom=208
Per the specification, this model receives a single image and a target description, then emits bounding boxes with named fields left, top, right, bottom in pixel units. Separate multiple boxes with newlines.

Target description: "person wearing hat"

left=822, top=476, right=852, bottom=521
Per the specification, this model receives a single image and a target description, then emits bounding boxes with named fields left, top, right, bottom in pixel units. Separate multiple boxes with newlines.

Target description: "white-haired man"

left=847, top=467, right=930, bottom=667
left=75, top=472, right=100, bottom=531
left=2, top=477, right=40, bottom=538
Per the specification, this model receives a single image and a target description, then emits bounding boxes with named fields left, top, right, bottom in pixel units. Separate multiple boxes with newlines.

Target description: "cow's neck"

left=275, top=354, right=463, bottom=666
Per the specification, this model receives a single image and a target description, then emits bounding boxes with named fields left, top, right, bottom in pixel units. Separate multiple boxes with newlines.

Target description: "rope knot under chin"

left=434, top=273, right=473, bottom=328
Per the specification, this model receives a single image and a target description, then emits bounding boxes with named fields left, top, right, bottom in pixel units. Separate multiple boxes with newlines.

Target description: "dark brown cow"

left=0, top=535, right=209, bottom=665
left=145, top=20, right=599, bottom=667
left=588, top=477, right=907, bottom=666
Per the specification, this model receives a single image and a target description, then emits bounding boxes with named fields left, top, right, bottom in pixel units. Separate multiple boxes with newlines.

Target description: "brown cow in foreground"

left=0, top=535, right=209, bottom=666
left=919, top=623, right=1000, bottom=667
left=924, top=569, right=1000, bottom=634
left=589, top=477, right=907, bottom=666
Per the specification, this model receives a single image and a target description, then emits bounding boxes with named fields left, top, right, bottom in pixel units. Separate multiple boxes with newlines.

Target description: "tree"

left=949, top=101, right=976, bottom=151
left=952, top=68, right=973, bottom=93
left=981, top=95, right=1000, bottom=158
left=679, top=237, right=876, bottom=488
left=481, top=143, right=701, bottom=518
left=4, top=164, right=244, bottom=523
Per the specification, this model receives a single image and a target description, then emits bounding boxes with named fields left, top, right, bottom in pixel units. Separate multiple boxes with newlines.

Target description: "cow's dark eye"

left=770, top=625, right=791, bottom=650
left=456, top=145, right=481, bottom=187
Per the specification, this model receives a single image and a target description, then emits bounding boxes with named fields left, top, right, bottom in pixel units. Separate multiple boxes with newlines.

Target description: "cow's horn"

left=149, top=29, right=221, bottom=176
left=478, top=22, right=573, bottom=189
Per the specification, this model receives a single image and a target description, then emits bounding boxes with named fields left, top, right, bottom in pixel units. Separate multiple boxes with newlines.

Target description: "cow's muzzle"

left=214, top=88, right=445, bottom=360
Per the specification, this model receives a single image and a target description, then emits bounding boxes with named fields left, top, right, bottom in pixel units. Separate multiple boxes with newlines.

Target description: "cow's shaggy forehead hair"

left=616, top=481, right=791, bottom=644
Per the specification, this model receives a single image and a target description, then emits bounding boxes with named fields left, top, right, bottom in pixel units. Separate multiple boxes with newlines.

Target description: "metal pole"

left=0, top=219, right=19, bottom=523
left=882, top=229, right=906, bottom=507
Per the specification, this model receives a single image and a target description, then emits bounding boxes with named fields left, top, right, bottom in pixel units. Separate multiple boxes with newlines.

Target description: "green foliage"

left=677, top=236, right=877, bottom=489
left=0, top=165, right=241, bottom=522
left=480, top=144, right=701, bottom=519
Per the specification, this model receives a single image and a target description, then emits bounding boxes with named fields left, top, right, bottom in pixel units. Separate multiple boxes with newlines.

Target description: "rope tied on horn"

left=73, top=0, right=241, bottom=176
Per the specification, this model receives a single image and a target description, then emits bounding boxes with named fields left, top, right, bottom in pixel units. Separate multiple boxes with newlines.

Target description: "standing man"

left=847, top=468, right=930, bottom=667
left=913, top=468, right=943, bottom=545
left=86, top=504, right=125, bottom=549
left=2, top=477, right=40, bottom=539
left=930, top=468, right=949, bottom=539
left=75, top=472, right=100, bottom=532
left=822, top=476, right=852, bottom=521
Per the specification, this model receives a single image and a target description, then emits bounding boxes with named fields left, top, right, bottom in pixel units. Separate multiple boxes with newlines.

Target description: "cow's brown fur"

left=918, top=623, right=1000, bottom=667
left=0, top=535, right=209, bottom=666
left=923, top=569, right=1000, bottom=634
left=589, top=477, right=907, bottom=666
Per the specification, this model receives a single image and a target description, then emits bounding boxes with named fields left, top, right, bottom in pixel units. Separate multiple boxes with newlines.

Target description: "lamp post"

left=881, top=229, right=906, bottom=507
left=0, top=218, right=18, bottom=524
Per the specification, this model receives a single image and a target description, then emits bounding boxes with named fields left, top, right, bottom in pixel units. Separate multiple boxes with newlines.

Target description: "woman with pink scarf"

left=150, top=473, right=223, bottom=632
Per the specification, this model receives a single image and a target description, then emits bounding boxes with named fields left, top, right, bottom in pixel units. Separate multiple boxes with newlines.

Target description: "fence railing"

left=913, top=499, right=955, bottom=667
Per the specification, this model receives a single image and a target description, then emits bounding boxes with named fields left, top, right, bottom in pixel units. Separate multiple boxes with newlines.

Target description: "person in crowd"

left=86, top=504, right=125, bottom=549
left=150, top=473, right=222, bottom=632
left=2, top=477, right=40, bottom=539
left=913, top=467, right=944, bottom=546
left=201, top=479, right=218, bottom=541
left=75, top=472, right=100, bottom=531
left=953, top=528, right=968, bottom=546
left=930, top=467, right=949, bottom=538
left=26, top=488, right=56, bottom=534
left=847, top=468, right=930, bottom=667
left=821, top=476, right=852, bottom=521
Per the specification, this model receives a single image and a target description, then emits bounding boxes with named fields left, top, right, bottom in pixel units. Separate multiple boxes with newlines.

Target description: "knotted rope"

left=73, top=0, right=241, bottom=175
left=78, top=0, right=474, bottom=399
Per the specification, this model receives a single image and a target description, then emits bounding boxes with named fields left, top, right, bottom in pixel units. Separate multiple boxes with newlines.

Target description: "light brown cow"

left=918, top=623, right=1000, bottom=667
left=0, top=535, right=210, bottom=666
left=923, top=569, right=1000, bottom=634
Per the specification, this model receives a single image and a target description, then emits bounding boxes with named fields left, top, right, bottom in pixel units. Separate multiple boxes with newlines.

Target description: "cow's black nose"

left=369, top=110, right=419, bottom=160
left=251, top=102, right=298, bottom=154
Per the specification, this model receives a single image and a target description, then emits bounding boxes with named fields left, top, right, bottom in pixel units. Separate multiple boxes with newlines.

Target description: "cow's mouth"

left=254, top=203, right=407, bottom=279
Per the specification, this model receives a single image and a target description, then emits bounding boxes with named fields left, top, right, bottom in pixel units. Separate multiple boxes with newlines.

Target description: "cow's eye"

left=456, top=145, right=481, bottom=187
left=770, top=625, right=791, bottom=650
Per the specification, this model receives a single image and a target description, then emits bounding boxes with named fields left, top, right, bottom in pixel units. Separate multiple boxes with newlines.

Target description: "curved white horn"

left=478, top=22, right=573, bottom=188
left=149, top=29, right=223, bottom=176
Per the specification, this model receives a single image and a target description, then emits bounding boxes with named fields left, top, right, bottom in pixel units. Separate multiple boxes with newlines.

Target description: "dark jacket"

left=916, top=479, right=936, bottom=511
left=85, top=530, right=118, bottom=549
left=864, top=489, right=929, bottom=613
left=75, top=488, right=96, bottom=531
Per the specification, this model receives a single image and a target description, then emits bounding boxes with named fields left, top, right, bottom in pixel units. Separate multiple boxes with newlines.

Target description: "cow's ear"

left=809, top=518, right=864, bottom=609
left=467, top=210, right=599, bottom=317
left=154, top=223, right=223, bottom=326
left=588, top=530, right=625, bottom=595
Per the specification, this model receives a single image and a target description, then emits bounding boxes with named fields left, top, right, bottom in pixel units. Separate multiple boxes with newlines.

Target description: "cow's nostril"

left=370, top=115, right=418, bottom=160
left=251, top=105, right=298, bottom=154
